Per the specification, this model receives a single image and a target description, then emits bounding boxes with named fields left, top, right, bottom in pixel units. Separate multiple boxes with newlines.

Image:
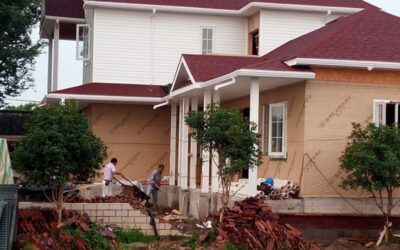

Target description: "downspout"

left=154, top=99, right=169, bottom=109
left=214, top=78, right=236, bottom=91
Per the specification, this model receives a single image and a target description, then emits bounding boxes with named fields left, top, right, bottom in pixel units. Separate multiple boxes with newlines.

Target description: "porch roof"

left=45, top=83, right=169, bottom=105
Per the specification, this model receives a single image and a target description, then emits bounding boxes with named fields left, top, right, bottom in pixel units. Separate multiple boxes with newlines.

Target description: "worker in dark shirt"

left=147, top=164, right=165, bottom=207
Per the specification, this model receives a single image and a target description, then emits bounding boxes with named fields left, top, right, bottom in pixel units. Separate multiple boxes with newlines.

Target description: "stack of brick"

left=19, top=202, right=184, bottom=236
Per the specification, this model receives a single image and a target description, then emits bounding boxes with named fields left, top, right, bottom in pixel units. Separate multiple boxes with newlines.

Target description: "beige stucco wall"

left=85, top=103, right=170, bottom=181
left=222, top=82, right=306, bottom=184
left=302, top=77, right=400, bottom=198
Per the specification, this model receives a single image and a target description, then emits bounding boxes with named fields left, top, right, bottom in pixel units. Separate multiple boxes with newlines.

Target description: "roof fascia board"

left=45, top=15, right=86, bottom=23
left=286, top=58, right=400, bottom=70
left=84, top=0, right=362, bottom=16
left=46, top=93, right=165, bottom=103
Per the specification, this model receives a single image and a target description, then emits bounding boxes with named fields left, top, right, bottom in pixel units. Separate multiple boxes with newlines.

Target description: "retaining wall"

left=19, top=202, right=184, bottom=236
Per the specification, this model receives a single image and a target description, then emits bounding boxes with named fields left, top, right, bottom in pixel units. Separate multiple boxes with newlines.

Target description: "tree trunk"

left=384, top=189, right=394, bottom=243
left=56, top=185, right=64, bottom=226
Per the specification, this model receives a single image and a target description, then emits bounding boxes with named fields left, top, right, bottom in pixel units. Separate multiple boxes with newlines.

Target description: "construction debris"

left=16, top=208, right=117, bottom=250
left=259, top=181, right=300, bottom=200
left=215, top=196, right=319, bottom=250
left=65, top=194, right=144, bottom=209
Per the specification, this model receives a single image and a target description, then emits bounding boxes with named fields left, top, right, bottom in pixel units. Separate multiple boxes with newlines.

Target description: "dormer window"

left=76, top=24, right=90, bottom=61
left=201, top=27, right=214, bottom=55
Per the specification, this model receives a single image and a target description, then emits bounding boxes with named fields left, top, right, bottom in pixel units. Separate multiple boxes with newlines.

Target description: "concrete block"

left=19, top=202, right=32, bottom=209
left=157, top=223, right=165, bottom=230
left=104, top=210, right=115, bottom=216
left=135, top=217, right=147, bottom=223
left=178, top=189, right=190, bottom=215
left=96, top=210, right=103, bottom=217
left=189, top=190, right=200, bottom=219
left=100, top=217, right=109, bottom=223
left=128, top=223, right=140, bottom=230
left=125, top=217, right=135, bottom=223
left=84, top=203, right=97, bottom=210
left=109, top=203, right=122, bottom=210
left=129, top=210, right=141, bottom=217
left=110, top=217, right=122, bottom=223
left=159, top=230, right=172, bottom=236
left=97, top=203, right=110, bottom=210
left=71, top=203, right=84, bottom=210
left=116, top=210, right=128, bottom=216
left=122, top=203, right=132, bottom=210
left=198, top=194, right=210, bottom=221
left=164, top=223, right=172, bottom=230
left=63, top=203, right=71, bottom=210
left=140, top=223, right=153, bottom=230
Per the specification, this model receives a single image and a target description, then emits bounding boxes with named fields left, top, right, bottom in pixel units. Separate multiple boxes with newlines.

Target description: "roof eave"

left=84, top=0, right=363, bottom=16
left=286, top=58, right=400, bottom=71
left=45, top=93, right=166, bottom=104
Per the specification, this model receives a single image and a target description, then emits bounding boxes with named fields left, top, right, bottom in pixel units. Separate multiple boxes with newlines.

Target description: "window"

left=268, top=102, right=287, bottom=158
left=373, top=100, right=400, bottom=126
left=201, top=28, right=213, bottom=54
left=250, top=30, right=259, bottom=56
left=76, top=24, right=90, bottom=61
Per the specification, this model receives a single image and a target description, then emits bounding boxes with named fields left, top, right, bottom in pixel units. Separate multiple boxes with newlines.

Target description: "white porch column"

left=180, top=97, right=190, bottom=189
left=169, top=103, right=177, bottom=186
left=47, top=38, right=53, bottom=93
left=177, top=101, right=183, bottom=187
left=211, top=91, right=220, bottom=193
left=201, top=90, right=212, bottom=193
left=189, top=97, right=198, bottom=189
left=52, top=20, right=60, bottom=91
left=249, top=78, right=260, bottom=196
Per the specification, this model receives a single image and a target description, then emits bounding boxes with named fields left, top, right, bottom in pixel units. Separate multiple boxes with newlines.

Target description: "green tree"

left=4, top=102, right=39, bottom=111
left=185, top=104, right=262, bottom=222
left=13, top=102, right=107, bottom=225
left=340, top=123, right=400, bottom=243
left=0, top=0, right=42, bottom=106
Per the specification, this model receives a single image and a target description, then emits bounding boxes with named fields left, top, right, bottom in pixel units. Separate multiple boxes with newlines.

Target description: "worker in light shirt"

left=102, top=158, right=121, bottom=197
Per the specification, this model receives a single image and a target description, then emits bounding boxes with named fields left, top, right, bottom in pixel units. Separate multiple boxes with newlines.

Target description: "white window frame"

left=268, top=102, right=287, bottom=158
left=373, top=100, right=400, bottom=126
left=261, top=104, right=268, bottom=154
left=76, top=24, right=90, bottom=61
left=201, top=27, right=214, bottom=55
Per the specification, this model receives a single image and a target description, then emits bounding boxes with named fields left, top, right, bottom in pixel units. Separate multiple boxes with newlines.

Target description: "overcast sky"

left=5, top=0, right=400, bottom=106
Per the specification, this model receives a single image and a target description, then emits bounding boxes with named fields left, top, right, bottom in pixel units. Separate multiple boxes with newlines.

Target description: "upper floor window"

left=76, top=24, right=90, bottom=61
left=250, top=30, right=259, bottom=56
left=373, top=100, right=400, bottom=126
left=263, top=102, right=287, bottom=158
left=202, top=28, right=214, bottom=55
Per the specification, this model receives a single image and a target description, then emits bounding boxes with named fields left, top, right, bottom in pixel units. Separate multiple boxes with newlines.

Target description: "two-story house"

left=42, top=0, right=400, bottom=216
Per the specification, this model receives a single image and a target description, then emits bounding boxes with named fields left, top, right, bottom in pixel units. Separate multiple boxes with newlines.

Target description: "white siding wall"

left=83, top=9, right=94, bottom=84
left=93, top=8, right=247, bottom=85
left=259, top=10, right=343, bottom=55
